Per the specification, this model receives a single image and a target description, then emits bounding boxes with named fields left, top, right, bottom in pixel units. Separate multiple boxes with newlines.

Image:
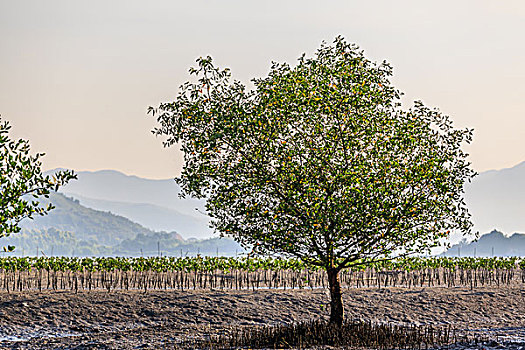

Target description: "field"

left=0, top=257, right=524, bottom=349
left=0, top=256, right=523, bottom=292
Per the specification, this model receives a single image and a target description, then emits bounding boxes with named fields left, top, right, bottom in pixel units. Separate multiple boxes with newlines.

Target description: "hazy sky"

left=1, top=0, right=524, bottom=179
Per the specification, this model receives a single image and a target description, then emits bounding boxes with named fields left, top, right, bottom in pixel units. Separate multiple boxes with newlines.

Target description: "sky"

left=1, top=0, right=524, bottom=179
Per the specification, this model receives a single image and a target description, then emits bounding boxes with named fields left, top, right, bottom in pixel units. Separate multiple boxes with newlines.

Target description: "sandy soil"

left=0, top=285, right=524, bottom=349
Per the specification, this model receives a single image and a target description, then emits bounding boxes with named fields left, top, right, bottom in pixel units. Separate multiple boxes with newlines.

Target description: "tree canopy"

left=0, top=117, right=76, bottom=244
left=150, top=37, right=475, bottom=324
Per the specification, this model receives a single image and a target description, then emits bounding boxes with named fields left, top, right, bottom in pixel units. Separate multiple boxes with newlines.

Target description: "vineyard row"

left=0, top=256, right=523, bottom=293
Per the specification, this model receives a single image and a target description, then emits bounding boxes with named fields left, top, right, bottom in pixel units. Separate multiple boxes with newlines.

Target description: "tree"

left=0, top=117, right=76, bottom=244
left=149, top=37, right=475, bottom=325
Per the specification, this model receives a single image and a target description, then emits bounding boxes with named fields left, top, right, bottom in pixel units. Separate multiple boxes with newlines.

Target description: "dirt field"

left=0, top=285, right=524, bottom=349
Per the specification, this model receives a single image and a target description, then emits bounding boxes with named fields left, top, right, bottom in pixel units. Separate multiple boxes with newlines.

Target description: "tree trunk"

left=327, top=267, right=344, bottom=326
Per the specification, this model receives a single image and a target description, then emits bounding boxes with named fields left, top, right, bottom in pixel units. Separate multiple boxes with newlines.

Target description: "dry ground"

left=0, top=285, right=524, bottom=349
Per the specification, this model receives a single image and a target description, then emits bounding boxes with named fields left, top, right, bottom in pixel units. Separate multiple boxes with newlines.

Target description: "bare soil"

left=0, top=285, right=524, bottom=349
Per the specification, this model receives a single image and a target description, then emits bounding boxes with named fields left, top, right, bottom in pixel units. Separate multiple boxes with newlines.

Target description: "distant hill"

left=4, top=228, right=242, bottom=258
left=46, top=169, right=212, bottom=239
left=45, top=161, right=525, bottom=250
left=51, top=169, right=205, bottom=217
left=19, top=192, right=182, bottom=246
left=464, top=161, right=525, bottom=238
left=442, top=230, right=525, bottom=257
left=1, top=192, right=243, bottom=257
left=5, top=228, right=114, bottom=257
left=68, top=194, right=211, bottom=239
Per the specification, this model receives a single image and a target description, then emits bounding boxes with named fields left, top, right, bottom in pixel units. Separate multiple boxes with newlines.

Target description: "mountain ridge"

left=19, top=192, right=184, bottom=245
left=3, top=192, right=242, bottom=257
left=45, top=168, right=213, bottom=239
left=464, top=160, right=525, bottom=239
left=46, top=160, right=525, bottom=249
left=65, top=192, right=209, bottom=238
left=442, top=230, right=525, bottom=257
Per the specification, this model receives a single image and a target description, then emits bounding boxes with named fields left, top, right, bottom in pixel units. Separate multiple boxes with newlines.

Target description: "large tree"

left=0, top=117, right=76, bottom=243
left=150, top=37, right=475, bottom=325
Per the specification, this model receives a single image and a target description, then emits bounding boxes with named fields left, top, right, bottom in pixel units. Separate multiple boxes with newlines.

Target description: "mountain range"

left=6, top=160, right=524, bottom=257
left=2, top=192, right=242, bottom=257
left=19, top=192, right=180, bottom=246
left=442, top=230, right=525, bottom=257
left=55, top=160, right=525, bottom=240
left=49, top=169, right=212, bottom=239
left=464, top=161, right=525, bottom=239
left=67, top=194, right=208, bottom=239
